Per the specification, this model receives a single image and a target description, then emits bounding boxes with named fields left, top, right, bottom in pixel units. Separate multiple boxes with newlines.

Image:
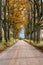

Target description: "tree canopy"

left=6, top=0, right=30, bottom=30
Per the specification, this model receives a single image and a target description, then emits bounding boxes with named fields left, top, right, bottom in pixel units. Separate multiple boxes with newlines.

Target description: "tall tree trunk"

left=0, top=0, right=2, bottom=42
left=37, top=0, right=40, bottom=43
left=33, top=0, right=36, bottom=42
left=3, top=0, right=8, bottom=42
left=0, top=21, right=2, bottom=42
left=7, top=0, right=10, bottom=40
left=3, top=22, right=8, bottom=42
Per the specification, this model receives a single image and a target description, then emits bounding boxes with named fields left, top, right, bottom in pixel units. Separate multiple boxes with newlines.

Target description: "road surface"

left=0, top=40, right=43, bottom=65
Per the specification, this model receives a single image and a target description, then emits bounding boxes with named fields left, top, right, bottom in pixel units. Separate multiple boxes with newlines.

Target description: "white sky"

left=19, top=26, right=25, bottom=38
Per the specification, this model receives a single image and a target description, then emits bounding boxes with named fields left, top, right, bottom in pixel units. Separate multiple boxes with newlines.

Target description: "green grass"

left=0, top=38, right=17, bottom=51
left=0, top=43, right=6, bottom=51
left=24, top=39, right=43, bottom=49
left=36, top=42, right=43, bottom=49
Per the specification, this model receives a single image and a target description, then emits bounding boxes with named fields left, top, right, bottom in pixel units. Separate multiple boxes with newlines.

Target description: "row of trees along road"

left=27, top=0, right=43, bottom=43
left=0, top=0, right=30, bottom=42
left=0, top=0, right=42, bottom=43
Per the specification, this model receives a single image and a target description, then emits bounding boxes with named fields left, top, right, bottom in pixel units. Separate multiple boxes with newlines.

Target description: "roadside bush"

left=0, top=43, right=6, bottom=51
left=0, top=38, right=17, bottom=51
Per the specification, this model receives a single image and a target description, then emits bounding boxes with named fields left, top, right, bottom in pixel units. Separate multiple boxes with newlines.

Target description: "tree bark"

left=33, top=0, right=36, bottom=42
left=3, top=21, right=8, bottom=42
left=8, top=27, right=10, bottom=40
left=37, top=0, right=40, bottom=43
left=0, top=0, right=2, bottom=42
left=0, top=21, right=2, bottom=42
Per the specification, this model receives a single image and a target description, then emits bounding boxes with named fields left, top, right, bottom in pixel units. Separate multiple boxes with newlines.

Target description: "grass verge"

left=24, top=39, right=43, bottom=50
left=0, top=38, right=17, bottom=52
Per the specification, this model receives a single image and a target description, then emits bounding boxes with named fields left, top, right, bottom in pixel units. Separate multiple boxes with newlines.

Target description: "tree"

left=6, top=0, right=30, bottom=38
left=0, top=0, right=2, bottom=42
left=3, top=0, right=8, bottom=42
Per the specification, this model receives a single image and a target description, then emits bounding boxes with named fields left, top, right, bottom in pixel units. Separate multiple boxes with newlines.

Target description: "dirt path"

left=0, top=40, right=43, bottom=65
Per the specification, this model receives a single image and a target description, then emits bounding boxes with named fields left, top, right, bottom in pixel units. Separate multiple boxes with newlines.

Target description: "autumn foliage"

left=6, top=0, right=30, bottom=30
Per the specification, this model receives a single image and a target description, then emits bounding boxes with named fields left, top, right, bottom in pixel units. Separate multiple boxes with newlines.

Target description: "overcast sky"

left=19, top=26, right=25, bottom=38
